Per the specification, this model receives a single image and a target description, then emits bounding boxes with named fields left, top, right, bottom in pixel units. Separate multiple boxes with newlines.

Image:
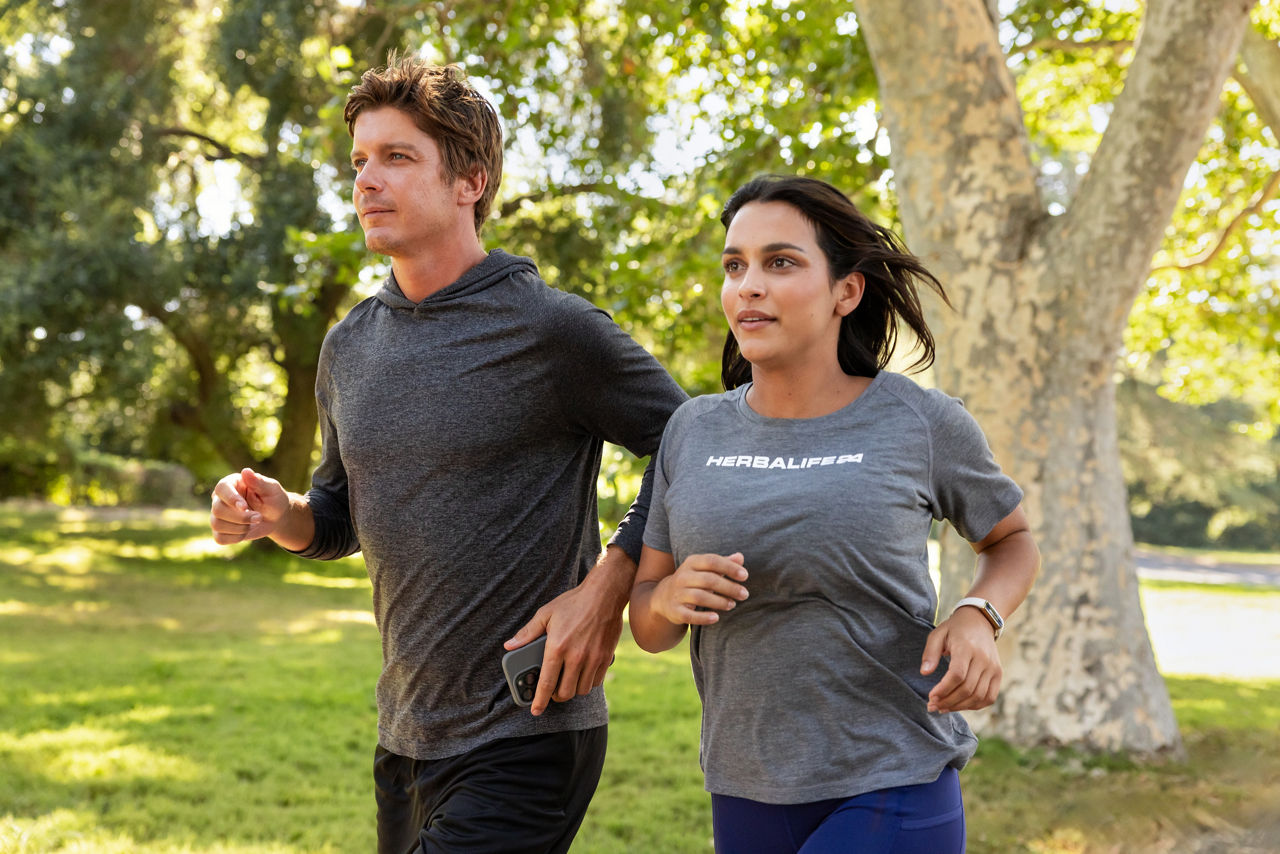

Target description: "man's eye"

left=352, top=159, right=366, bottom=170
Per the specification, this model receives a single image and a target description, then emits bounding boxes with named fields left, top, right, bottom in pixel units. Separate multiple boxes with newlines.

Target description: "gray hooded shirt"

left=296, top=250, right=686, bottom=759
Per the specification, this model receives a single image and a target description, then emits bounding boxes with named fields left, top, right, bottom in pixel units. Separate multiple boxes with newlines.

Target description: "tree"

left=853, top=0, right=1259, bottom=754
left=0, top=0, right=401, bottom=491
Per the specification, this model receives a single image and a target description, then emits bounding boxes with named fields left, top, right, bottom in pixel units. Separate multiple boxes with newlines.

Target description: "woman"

left=629, top=175, right=1040, bottom=854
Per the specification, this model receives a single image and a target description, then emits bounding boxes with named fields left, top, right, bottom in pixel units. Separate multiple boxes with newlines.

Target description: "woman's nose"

left=737, top=269, right=765, bottom=298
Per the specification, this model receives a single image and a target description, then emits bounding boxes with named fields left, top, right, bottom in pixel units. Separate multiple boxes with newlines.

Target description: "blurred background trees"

left=0, top=1, right=1275, bottom=541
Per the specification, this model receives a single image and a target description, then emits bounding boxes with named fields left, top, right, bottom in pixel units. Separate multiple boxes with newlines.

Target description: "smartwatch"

left=953, top=597, right=1004, bottom=640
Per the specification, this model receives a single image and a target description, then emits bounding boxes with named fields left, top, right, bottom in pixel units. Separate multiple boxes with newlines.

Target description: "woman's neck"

left=745, top=365, right=874, bottom=419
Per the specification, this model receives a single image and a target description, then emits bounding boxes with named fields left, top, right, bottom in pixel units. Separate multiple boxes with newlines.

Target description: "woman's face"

left=720, top=201, right=862, bottom=374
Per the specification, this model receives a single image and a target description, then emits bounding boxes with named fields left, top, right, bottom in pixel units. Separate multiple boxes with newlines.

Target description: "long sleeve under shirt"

left=295, top=250, right=687, bottom=760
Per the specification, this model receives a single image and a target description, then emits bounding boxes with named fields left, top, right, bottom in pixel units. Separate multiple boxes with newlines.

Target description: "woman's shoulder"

left=874, top=371, right=966, bottom=423
left=670, top=388, right=741, bottom=423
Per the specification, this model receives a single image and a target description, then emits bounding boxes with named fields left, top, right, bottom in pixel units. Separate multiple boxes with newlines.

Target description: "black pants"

left=374, top=726, right=608, bottom=854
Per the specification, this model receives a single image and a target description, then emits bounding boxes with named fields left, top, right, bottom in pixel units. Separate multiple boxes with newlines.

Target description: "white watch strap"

left=952, top=597, right=1004, bottom=639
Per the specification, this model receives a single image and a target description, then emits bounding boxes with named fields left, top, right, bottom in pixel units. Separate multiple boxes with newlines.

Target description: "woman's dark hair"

left=719, top=175, right=951, bottom=390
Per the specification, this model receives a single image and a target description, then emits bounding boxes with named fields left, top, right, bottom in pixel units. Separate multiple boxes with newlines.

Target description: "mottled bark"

left=855, top=0, right=1257, bottom=754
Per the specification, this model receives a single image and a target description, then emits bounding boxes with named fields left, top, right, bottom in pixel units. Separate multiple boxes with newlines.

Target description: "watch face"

left=982, top=601, right=1004, bottom=629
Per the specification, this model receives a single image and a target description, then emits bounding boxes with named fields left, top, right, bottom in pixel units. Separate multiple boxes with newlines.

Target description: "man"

left=209, top=56, right=686, bottom=854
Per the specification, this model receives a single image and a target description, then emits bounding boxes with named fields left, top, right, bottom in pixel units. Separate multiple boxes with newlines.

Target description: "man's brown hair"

left=344, top=54, right=503, bottom=234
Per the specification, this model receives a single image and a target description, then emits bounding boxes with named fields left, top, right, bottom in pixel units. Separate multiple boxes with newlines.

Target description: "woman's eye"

left=770, top=256, right=793, bottom=268
left=723, top=260, right=742, bottom=273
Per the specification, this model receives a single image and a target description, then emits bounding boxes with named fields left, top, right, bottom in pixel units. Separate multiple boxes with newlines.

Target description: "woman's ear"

left=835, top=272, right=865, bottom=317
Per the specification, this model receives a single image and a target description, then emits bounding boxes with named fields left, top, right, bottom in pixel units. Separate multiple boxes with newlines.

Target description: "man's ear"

left=835, top=272, right=865, bottom=317
left=457, top=168, right=487, bottom=206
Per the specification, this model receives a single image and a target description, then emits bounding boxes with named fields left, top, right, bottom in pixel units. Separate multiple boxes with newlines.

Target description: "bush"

left=55, top=451, right=197, bottom=506
left=0, top=437, right=68, bottom=499
left=0, top=440, right=196, bottom=506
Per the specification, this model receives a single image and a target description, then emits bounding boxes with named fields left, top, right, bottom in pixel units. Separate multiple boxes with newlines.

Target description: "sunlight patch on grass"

left=4, top=726, right=202, bottom=784
left=110, top=536, right=229, bottom=562
left=3, top=546, right=37, bottom=565
left=58, top=744, right=202, bottom=784
left=1027, top=827, right=1088, bottom=853
left=53, top=506, right=207, bottom=528
left=0, top=648, right=38, bottom=664
left=1, top=809, right=111, bottom=854
left=26, top=684, right=142, bottom=709
left=32, top=545, right=99, bottom=578
left=165, top=535, right=237, bottom=560
left=3, top=597, right=182, bottom=630
left=281, top=572, right=369, bottom=590
left=261, top=609, right=376, bottom=639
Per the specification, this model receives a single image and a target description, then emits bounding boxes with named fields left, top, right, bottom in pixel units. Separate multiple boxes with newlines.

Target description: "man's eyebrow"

left=721, top=242, right=808, bottom=256
left=350, top=141, right=426, bottom=159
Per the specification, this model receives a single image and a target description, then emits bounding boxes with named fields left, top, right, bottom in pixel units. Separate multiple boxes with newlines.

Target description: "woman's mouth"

left=737, top=311, right=775, bottom=330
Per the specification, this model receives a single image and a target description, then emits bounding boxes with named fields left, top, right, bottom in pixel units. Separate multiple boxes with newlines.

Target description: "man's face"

left=350, top=107, right=467, bottom=258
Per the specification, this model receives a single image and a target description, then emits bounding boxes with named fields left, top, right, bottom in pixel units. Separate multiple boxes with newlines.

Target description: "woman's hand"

left=920, top=606, right=1003, bottom=713
left=649, top=552, right=750, bottom=627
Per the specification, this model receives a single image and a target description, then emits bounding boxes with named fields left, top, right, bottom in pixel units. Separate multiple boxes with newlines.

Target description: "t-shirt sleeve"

left=926, top=392, right=1023, bottom=543
left=641, top=408, right=684, bottom=555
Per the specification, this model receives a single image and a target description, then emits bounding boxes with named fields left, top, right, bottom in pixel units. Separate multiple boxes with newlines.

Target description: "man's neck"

left=391, top=237, right=489, bottom=303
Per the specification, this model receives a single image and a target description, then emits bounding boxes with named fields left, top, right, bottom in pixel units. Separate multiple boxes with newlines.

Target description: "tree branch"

left=151, top=126, right=264, bottom=166
left=1051, top=0, right=1256, bottom=321
left=1019, top=37, right=1134, bottom=54
left=1236, top=26, right=1280, bottom=139
left=498, top=182, right=643, bottom=217
left=1149, top=167, right=1280, bottom=273
left=983, top=0, right=999, bottom=28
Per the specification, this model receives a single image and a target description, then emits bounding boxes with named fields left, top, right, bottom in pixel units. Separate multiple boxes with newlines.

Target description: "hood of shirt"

left=374, top=249, right=540, bottom=310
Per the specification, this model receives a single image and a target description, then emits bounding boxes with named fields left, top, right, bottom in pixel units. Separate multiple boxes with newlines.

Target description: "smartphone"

left=501, top=635, right=547, bottom=708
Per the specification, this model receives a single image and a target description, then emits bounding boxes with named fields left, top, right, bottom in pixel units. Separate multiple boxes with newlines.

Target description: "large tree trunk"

left=854, top=0, right=1256, bottom=754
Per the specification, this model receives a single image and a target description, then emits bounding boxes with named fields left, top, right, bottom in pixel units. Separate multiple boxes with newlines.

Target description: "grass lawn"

left=2, top=502, right=1278, bottom=853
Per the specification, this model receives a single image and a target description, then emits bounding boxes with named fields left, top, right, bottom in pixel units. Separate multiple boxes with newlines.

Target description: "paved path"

left=1135, top=547, right=1280, bottom=587
left=1136, top=548, right=1280, bottom=681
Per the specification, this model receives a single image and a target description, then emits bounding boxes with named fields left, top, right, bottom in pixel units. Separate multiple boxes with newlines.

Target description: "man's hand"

left=920, top=606, right=1003, bottom=714
left=209, top=468, right=291, bottom=545
left=504, top=548, right=635, bottom=716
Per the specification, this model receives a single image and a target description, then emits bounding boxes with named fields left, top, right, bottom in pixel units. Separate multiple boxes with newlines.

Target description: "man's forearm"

left=587, top=544, right=639, bottom=612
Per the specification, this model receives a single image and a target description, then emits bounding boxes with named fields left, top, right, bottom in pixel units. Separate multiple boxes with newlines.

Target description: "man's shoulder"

left=322, top=295, right=381, bottom=346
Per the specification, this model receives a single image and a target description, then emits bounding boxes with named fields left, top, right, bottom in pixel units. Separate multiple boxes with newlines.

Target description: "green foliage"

left=1119, top=377, right=1280, bottom=549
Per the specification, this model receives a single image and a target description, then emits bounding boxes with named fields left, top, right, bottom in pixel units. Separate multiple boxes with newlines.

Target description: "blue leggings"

left=711, top=767, right=964, bottom=854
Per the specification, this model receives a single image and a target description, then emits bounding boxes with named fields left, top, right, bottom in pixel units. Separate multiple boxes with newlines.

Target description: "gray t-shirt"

left=295, top=250, right=687, bottom=760
left=643, top=372, right=1023, bottom=803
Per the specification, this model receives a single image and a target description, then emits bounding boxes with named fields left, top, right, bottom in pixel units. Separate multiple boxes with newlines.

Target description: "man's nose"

left=355, top=163, right=383, bottom=194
